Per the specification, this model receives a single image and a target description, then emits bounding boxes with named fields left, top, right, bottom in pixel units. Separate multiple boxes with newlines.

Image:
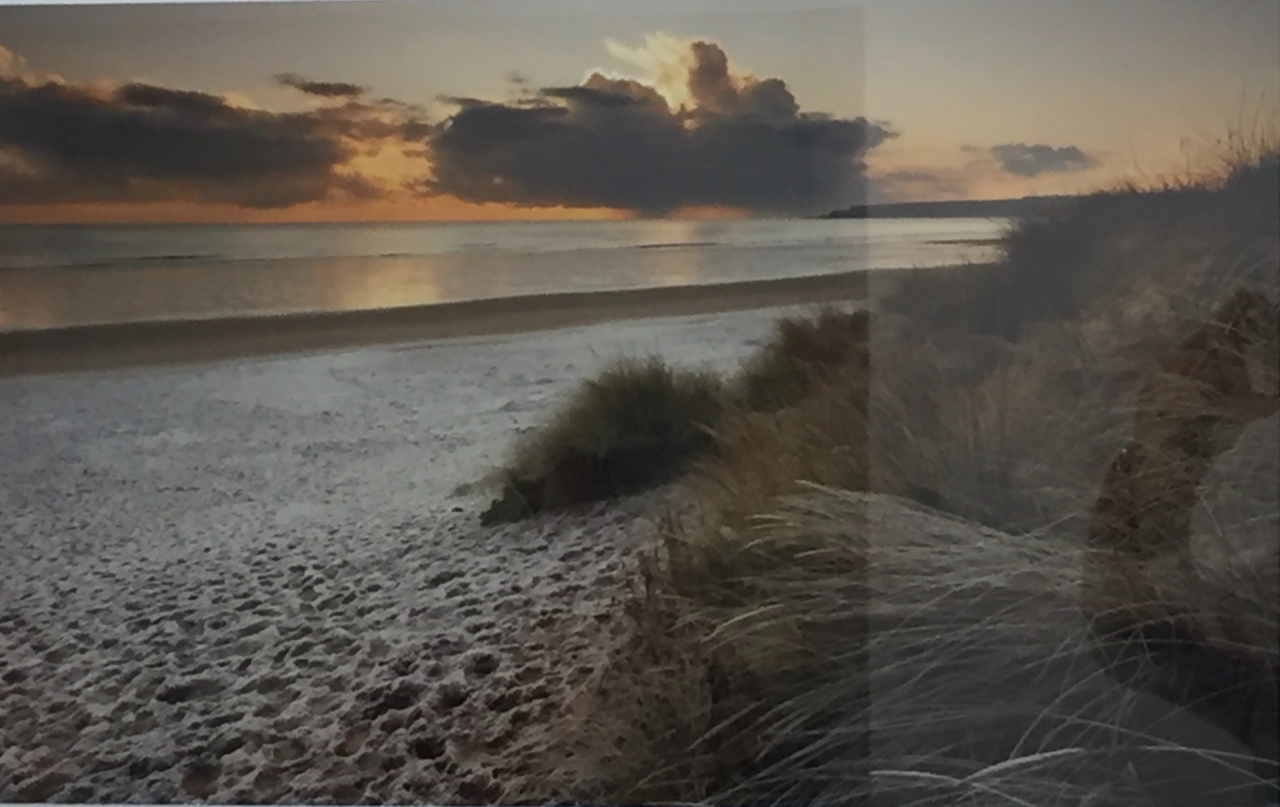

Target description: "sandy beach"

left=0, top=287, right=1269, bottom=805
left=0, top=301, right=804, bottom=804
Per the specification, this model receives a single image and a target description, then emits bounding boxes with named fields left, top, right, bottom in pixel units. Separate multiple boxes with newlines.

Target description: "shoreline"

left=0, top=269, right=879, bottom=377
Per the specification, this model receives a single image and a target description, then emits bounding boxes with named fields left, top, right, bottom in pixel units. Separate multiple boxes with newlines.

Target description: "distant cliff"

left=819, top=195, right=1077, bottom=219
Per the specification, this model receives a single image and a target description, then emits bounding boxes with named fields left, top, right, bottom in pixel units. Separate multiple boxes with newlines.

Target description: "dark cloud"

left=0, top=38, right=891, bottom=215
left=687, top=40, right=738, bottom=115
left=540, top=85, right=646, bottom=109
left=276, top=72, right=366, bottom=99
left=990, top=143, right=1096, bottom=177
left=0, top=75, right=421, bottom=208
left=419, top=40, right=894, bottom=215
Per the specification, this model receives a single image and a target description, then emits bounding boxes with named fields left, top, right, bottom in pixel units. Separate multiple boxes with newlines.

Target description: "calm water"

left=0, top=218, right=1007, bottom=331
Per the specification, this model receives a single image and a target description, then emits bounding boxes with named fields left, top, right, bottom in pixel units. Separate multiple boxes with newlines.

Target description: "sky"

left=0, top=0, right=1276, bottom=223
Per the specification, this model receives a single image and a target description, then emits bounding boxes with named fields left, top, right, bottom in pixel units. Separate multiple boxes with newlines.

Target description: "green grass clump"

left=733, top=306, right=869, bottom=412
left=482, top=307, right=870, bottom=524
left=481, top=356, right=726, bottom=524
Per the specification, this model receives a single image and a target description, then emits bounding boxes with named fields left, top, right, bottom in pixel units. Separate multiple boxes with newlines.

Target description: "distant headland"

left=819, top=195, right=1077, bottom=219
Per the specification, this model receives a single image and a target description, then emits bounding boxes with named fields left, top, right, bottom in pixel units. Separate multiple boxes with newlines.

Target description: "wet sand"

left=0, top=269, right=874, bottom=377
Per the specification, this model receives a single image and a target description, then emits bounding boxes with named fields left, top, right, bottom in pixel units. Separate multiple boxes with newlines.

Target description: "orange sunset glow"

left=0, top=1, right=1276, bottom=224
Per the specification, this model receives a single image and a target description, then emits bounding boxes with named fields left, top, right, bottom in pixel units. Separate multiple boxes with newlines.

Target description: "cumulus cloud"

left=989, top=142, right=1096, bottom=177
left=0, top=59, right=425, bottom=208
left=0, top=45, right=25, bottom=78
left=420, top=36, right=893, bottom=215
left=603, top=32, right=699, bottom=111
left=0, top=36, right=890, bottom=216
left=276, top=72, right=367, bottom=99
left=0, top=43, right=65, bottom=86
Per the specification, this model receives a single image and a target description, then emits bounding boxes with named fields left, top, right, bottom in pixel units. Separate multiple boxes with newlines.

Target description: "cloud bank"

left=0, top=65, right=425, bottom=208
left=421, top=35, right=892, bottom=216
left=0, top=35, right=888, bottom=216
left=870, top=140, right=1103, bottom=202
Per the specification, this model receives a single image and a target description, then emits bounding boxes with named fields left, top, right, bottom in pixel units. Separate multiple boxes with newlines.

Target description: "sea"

left=0, top=217, right=1008, bottom=332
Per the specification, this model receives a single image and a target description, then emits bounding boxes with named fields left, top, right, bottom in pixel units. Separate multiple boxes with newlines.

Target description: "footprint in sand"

left=156, top=677, right=222, bottom=704
left=266, top=736, right=309, bottom=764
left=334, top=725, right=370, bottom=758
left=409, top=734, right=447, bottom=761
left=485, top=688, right=524, bottom=714
left=463, top=651, right=500, bottom=679
left=434, top=681, right=470, bottom=711
left=181, top=757, right=222, bottom=799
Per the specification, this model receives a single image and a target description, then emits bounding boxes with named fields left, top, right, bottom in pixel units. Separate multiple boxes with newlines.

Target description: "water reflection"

left=0, top=257, right=453, bottom=330
left=0, top=270, right=71, bottom=331
left=323, top=257, right=445, bottom=313
left=647, top=247, right=708, bottom=287
left=0, top=218, right=1006, bottom=331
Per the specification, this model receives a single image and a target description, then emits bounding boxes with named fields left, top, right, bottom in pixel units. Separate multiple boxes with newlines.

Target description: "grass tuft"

left=733, top=306, right=869, bottom=412
left=480, top=356, right=726, bottom=524
left=481, top=307, right=871, bottom=524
